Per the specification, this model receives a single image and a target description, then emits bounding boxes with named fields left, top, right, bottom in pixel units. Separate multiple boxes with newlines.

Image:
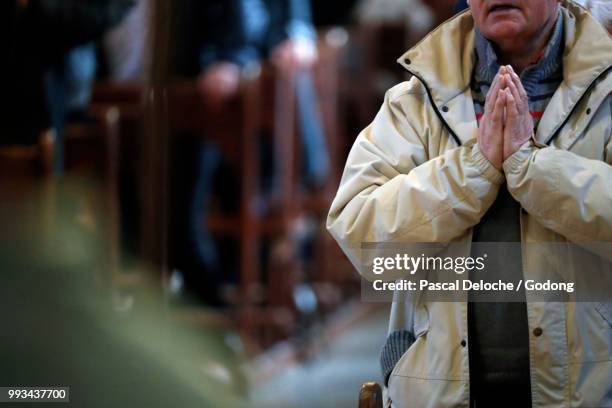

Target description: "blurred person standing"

left=169, top=0, right=329, bottom=305
left=1, top=0, right=134, bottom=147
left=196, top=0, right=329, bottom=187
left=354, top=0, right=435, bottom=37
left=103, top=0, right=153, bottom=82
left=354, top=0, right=459, bottom=28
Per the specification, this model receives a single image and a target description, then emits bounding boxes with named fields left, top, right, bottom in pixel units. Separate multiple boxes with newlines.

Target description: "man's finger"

left=489, top=73, right=503, bottom=98
left=489, top=66, right=506, bottom=93
left=505, top=76, right=525, bottom=114
left=484, top=87, right=497, bottom=115
left=492, top=89, right=506, bottom=123
left=485, top=69, right=506, bottom=114
left=508, top=66, right=529, bottom=102
left=505, top=88, right=519, bottom=118
left=485, top=74, right=500, bottom=109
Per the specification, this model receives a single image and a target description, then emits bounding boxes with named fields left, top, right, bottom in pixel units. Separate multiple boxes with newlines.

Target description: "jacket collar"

left=397, top=0, right=612, bottom=144
left=537, top=2, right=612, bottom=143
left=397, top=10, right=476, bottom=107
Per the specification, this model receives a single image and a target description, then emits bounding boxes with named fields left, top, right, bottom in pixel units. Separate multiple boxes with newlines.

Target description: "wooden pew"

left=168, top=68, right=265, bottom=347
left=359, top=382, right=383, bottom=408
left=58, top=81, right=147, bottom=289
left=88, top=81, right=148, bottom=288
left=166, top=28, right=351, bottom=349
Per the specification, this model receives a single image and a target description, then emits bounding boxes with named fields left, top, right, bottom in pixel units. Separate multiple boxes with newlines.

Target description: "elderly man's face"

left=470, top=0, right=559, bottom=42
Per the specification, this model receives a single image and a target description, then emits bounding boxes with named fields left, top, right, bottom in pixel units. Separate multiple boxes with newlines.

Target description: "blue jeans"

left=295, top=70, right=330, bottom=187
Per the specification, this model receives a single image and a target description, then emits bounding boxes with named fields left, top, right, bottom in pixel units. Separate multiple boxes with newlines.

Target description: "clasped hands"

left=478, top=65, right=534, bottom=170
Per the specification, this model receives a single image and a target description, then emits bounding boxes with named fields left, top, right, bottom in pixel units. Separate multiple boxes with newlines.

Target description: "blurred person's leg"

left=44, top=43, right=97, bottom=174
left=169, top=136, right=224, bottom=304
left=295, top=70, right=330, bottom=188
left=64, top=42, right=97, bottom=117
left=45, top=62, right=67, bottom=174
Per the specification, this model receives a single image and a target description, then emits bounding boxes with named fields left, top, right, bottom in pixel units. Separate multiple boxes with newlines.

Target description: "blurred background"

left=1, top=0, right=609, bottom=407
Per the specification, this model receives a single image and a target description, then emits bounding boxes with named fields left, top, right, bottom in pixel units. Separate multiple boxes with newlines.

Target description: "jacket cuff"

left=470, top=143, right=505, bottom=184
left=380, top=330, right=415, bottom=386
left=503, top=141, right=537, bottom=174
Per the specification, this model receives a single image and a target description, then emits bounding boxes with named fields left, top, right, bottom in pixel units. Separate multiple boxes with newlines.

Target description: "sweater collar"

left=474, top=9, right=564, bottom=92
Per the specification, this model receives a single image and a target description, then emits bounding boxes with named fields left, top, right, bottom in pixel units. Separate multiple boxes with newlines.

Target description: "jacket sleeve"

left=326, top=84, right=504, bottom=277
left=503, top=113, right=612, bottom=254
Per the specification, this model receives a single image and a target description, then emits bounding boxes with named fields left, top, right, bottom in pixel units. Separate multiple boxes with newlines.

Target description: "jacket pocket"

left=388, top=305, right=430, bottom=380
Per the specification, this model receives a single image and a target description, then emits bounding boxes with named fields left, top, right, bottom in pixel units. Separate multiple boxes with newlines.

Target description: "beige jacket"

left=327, top=2, right=612, bottom=407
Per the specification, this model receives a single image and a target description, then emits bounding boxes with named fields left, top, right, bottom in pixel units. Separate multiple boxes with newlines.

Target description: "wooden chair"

left=168, top=69, right=265, bottom=347
left=359, top=382, right=383, bottom=408
left=88, top=81, right=148, bottom=288
left=0, top=131, right=55, bottom=243
left=0, top=86, right=145, bottom=297
left=0, top=132, right=55, bottom=210
left=166, top=28, right=351, bottom=349
left=61, top=81, right=149, bottom=293
left=0, top=133, right=54, bottom=178
left=256, top=29, right=354, bottom=336
left=308, top=28, right=356, bottom=290
left=62, top=104, right=123, bottom=286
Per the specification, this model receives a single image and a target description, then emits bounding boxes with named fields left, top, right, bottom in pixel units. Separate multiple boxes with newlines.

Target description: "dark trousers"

left=168, top=138, right=223, bottom=298
left=471, top=381, right=532, bottom=407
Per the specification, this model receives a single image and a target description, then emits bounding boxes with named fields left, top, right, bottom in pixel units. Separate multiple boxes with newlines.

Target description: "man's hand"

left=271, top=38, right=317, bottom=73
left=478, top=67, right=507, bottom=170
left=197, top=62, right=241, bottom=104
left=502, top=66, right=533, bottom=161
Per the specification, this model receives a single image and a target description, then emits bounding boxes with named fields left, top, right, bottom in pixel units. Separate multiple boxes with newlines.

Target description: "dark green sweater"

left=468, top=11, right=564, bottom=401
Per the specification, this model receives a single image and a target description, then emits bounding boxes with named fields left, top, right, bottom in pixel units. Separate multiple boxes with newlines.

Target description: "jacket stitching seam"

left=391, top=374, right=464, bottom=381
left=389, top=87, right=427, bottom=103
left=390, top=191, right=469, bottom=242
left=390, top=143, right=503, bottom=242
left=568, top=358, right=612, bottom=364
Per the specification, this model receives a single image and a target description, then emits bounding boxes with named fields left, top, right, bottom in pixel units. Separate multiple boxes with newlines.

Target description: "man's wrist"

left=471, top=142, right=505, bottom=184
left=503, top=138, right=540, bottom=174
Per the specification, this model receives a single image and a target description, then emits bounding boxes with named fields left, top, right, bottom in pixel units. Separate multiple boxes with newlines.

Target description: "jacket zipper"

left=545, top=65, right=612, bottom=145
left=401, top=64, right=612, bottom=148
left=400, top=65, right=463, bottom=146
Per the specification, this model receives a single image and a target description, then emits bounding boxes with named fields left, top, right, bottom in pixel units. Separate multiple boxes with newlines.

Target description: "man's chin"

left=482, top=23, right=525, bottom=43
